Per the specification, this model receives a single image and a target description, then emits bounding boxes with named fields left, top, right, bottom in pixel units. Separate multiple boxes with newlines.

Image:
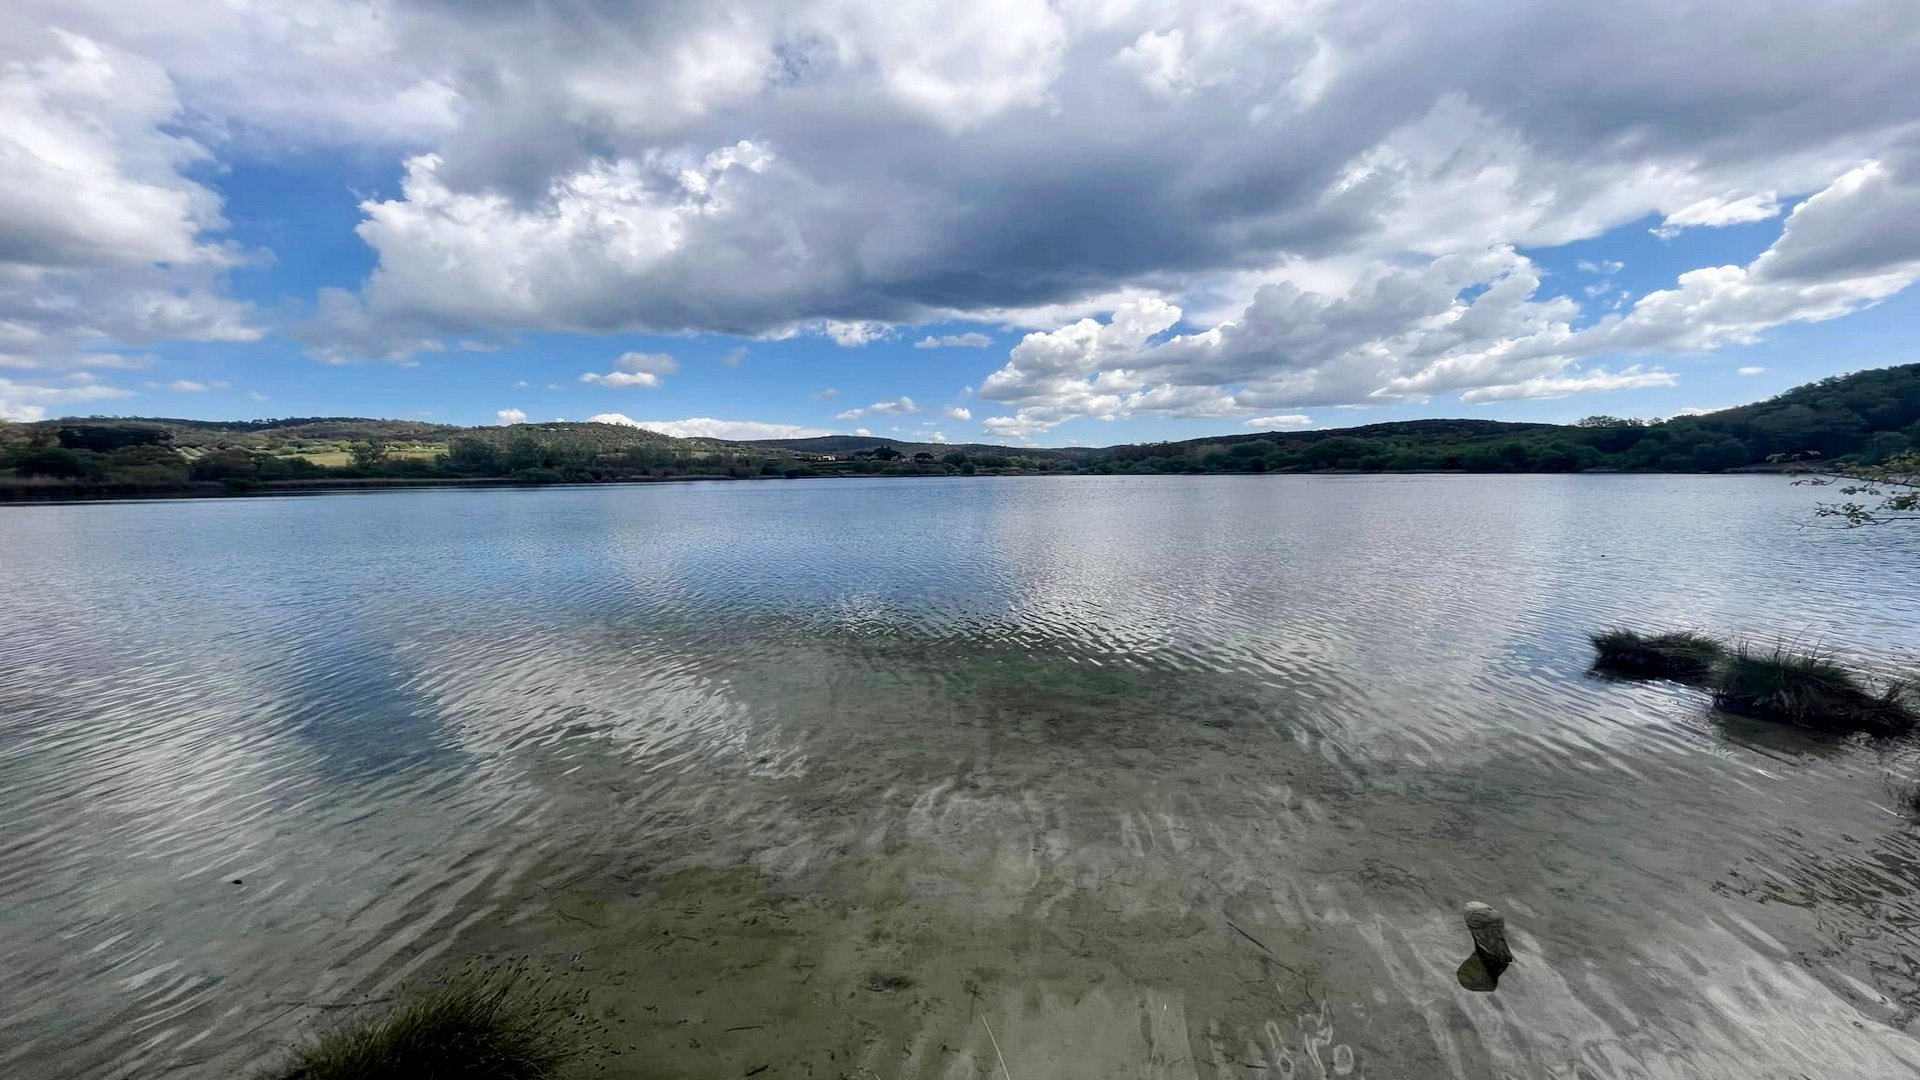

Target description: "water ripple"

left=1, top=475, right=1917, bottom=1077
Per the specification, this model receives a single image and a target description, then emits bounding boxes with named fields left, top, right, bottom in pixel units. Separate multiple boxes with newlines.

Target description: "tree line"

left=4, top=363, right=1917, bottom=496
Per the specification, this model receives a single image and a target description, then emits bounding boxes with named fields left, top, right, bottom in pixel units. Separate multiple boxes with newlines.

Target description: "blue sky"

left=6, top=2, right=1918, bottom=445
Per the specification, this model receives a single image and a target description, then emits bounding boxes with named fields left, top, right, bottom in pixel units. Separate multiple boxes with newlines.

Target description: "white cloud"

left=972, top=158, right=1920, bottom=436
left=165, top=378, right=225, bottom=391
left=9, top=0, right=1917, bottom=403
left=0, top=30, right=260, bottom=371
left=836, top=395, right=919, bottom=419
left=587, top=413, right=830, bottom=440
left=261, top=0, right=1919, bottom=366
left=942, top=406, right=972, bottom=420
left=853, top=428, right=872, bottom=437
left=811, top=387, right=838, bottom=400
left=1458, top=366, right=1677, bottom=403
left=824, top=321, right=890, bottom=347
left=1652, top=193, right=1782, bottom=239
left=721, top=346, right=747, bottom=367
left=1244, top=414, right=1313, bottom=429
left=0, top=374, right=132, bottom=421
left=1576, top=260, right=1625, bottom=274
left=247, top=390, right=267, bottom=402
left=1737, top=366, right=1766, bottom=376
left=580, top=350, right=676, bottom=388
left=914, top=332, right=994, bottom=349
left=495, top=407, right=526, bottom=425
left=580, top=370, right=660, bottom=388
left=1, top=31, right=219, bottom=272
left=926, top=431, right=949, bottom=443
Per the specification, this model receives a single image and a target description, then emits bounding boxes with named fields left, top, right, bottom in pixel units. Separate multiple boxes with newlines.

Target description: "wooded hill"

left=3, top=363, right=1916, bottom=498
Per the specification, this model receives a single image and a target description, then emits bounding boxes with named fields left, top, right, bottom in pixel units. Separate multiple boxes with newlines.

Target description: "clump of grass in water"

left=261, top=961, right=594, bottom=1080
left=1712, top=647, right=1917, bottom=736
left=1589, top=628, right=1725, bottom=684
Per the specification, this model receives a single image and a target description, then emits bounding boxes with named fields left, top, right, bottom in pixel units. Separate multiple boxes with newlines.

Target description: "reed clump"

left=261, top=962, right=594, bottom=1080
left=1589, top=628, right=1724, bottom=683
left=1591, top=630, right=1916, bottom=736
left=1711, top=648, right=1916, bottom=736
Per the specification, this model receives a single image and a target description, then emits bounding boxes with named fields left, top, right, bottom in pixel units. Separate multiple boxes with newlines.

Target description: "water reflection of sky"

left=2, top=475, right=1918, bottom=1078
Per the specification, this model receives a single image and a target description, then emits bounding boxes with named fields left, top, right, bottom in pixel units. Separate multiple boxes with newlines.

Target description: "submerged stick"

left=981, top=1013, right=1014, bottom=1080
left=1462, top=902, right=1513, bottom=967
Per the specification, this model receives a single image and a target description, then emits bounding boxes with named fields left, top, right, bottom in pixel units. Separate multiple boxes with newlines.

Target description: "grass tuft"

left=1711, top=648, right=1917, bottom=736
left=1589, top=628, right=1725, bottom=684
left=261, top=961, right=594, bottom=1080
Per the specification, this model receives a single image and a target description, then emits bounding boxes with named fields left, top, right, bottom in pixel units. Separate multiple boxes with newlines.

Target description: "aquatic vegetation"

left=261, top=963, right=593, bottom=1080
left=1711, top=648, right=1916, bottom=736
left=1589, top=628, right=1725, bottom=683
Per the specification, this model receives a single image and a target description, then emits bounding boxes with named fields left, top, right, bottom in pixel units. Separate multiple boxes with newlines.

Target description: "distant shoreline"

left=0, top=465, right=1809, bottom=507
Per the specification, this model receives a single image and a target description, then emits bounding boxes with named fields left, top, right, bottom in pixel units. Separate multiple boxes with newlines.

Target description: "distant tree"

left=16, top=446, right=91, bottom=478
left=106, top=444, right=189, bottom=484
left=445, top=437, right=502, bottom=474
left=872, top=446, right=903, bottom=461
left=504, top=437, right=546, bottom=473
left=1301, top=436, right=1371, bottom=468
left=190, top=448, right=261, bottom=482
left=941, top=451, right=968, bottom=466
left=348, top=440, right=390, bottom=468
left=911, top=451, right=936, bottom=463
left=56, top=424, right=171, bottom=452
left=1575, top=415, right=1644, bottom=429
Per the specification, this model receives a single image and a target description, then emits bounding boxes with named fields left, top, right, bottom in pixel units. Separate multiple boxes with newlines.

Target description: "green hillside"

left=3, top=363, right=1916, bottom=499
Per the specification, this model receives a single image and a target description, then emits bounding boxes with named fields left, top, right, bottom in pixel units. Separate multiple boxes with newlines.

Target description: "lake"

left=3, top=474, right=1919, bottom=1079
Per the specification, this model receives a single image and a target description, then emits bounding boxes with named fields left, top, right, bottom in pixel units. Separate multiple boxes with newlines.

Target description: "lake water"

left=3, top=474, right=1919, bottom=1079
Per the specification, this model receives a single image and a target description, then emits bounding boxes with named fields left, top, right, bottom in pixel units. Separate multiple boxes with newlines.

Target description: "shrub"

left=1712, top=648, right=1917, bottom=736
left=1589, top=629, right=1725, bottom=683
left=261, top=963, right=594, bottom=1080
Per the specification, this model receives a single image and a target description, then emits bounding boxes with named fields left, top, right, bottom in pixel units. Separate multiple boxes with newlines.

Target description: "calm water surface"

left=3, top=475, right=1919, bottom=1079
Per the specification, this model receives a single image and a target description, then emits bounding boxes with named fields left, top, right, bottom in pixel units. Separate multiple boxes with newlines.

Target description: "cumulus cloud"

left=942, top=406, right=972, bottom=420
left=972, top=157, right=1920, bottom=436
left=0, top=373, right=132, bottom=420
left=580, top=350, right=677, bottom=388
left=0, top=30, right=260, bottom=370
left=241, top=0, right=1918, bottom=364
left=587, top=413, right=830, bottom=440
left=9, top=0, right=1919, bottom=413
left=495, top=407, right=526, bottom=424
left=836, top=396, right=919, bottom=419
left=914, top=332, right=994, bottom=349
left=1245, top=414, right=1313, bottom=429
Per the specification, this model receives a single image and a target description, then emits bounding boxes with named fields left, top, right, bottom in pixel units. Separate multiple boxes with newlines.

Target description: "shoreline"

left=0, top=465, right=1811, bottom=507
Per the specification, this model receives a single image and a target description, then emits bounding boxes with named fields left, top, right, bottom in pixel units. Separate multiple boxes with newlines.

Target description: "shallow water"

left=3, top=474, right=1919, bottom=1079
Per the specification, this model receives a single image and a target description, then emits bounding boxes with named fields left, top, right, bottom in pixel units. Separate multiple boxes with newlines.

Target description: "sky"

left=3, top=2, right=1920, bottom=446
